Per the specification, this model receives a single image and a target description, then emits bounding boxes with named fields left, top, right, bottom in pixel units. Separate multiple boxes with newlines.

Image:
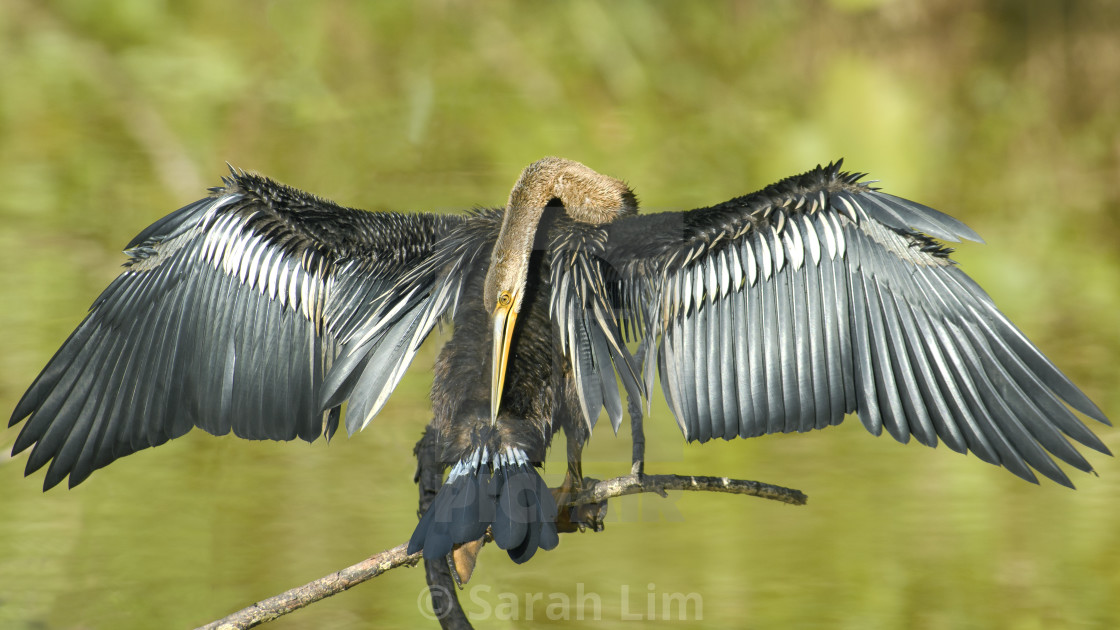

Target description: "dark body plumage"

left=416, top=208, right=566, bottom=562
left=9, top=158, right=1111, bottom=571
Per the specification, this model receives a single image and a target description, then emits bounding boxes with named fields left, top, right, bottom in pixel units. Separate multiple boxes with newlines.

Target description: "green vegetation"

left=1, top=1, right=1118, bottom=628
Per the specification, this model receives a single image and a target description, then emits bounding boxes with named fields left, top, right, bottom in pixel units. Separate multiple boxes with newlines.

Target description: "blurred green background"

left=2, top=1, right=1119, bottom=628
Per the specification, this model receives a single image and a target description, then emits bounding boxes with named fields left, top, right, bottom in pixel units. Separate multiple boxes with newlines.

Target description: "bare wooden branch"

left=195, top=472, right=806, bottom=629
left=193, top=543, right=421, bottom=630
left=573, top=473, right=808, bottom=507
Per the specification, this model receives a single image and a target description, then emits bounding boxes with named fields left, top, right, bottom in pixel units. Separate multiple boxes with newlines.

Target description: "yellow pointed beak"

left=490, top=295, right=518, bottom=424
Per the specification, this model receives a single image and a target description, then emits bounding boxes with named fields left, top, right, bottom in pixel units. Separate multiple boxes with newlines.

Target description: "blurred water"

left=2, top=2, right=1119, bottom=628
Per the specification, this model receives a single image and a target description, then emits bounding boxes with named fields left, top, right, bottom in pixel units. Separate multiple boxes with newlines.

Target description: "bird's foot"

left=448, top=538, right=486, bottom=587
left=552, top=475, right=607, bottom=533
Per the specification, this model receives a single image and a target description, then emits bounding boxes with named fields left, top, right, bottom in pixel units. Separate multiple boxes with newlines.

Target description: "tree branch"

left=195, top=473, right=806, bottom=629
left=574, top=473, right=807, bottom=506
left=193, top=544, right=421, bottom=630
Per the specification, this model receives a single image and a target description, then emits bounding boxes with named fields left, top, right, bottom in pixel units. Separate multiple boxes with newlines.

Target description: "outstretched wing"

left=10, top=170, right=464, bottom=489
left=607, top=161, right=1111, bottom=487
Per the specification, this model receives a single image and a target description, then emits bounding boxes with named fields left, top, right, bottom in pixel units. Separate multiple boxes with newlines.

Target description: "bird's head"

left=484, top=157, right=636, bottom=423
left=484, top=242, right=527, bottom=425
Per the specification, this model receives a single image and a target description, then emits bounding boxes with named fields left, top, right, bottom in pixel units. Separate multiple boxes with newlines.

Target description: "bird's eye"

left=498, top=291, right=512, bottom=307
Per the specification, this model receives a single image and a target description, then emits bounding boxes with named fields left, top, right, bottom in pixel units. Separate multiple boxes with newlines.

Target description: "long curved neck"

left=484, top=157, right=636, bottom=311
left=506, top=157, right=637, bottom=225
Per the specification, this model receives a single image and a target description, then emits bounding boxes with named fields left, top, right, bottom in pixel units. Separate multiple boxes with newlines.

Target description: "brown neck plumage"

left=484, top=157, right=636, bottom=313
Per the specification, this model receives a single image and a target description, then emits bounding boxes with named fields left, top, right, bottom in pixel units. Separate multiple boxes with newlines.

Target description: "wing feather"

left=776, top=256, right=801, bottom=432
left=763, top=254, right=789, bottom=433
left=717, top=281, right=739, bottom=440
left=549, top=222, right=644, bottom=434
left=743, top=255, right=767, bottom=436
left=691, top=286, right=712, bottom=441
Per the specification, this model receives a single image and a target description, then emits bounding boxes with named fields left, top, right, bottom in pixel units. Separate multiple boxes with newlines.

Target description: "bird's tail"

left=408, top=446, right=559, bottom=563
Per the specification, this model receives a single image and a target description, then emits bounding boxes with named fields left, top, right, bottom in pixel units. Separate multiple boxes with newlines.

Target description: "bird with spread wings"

left=9, top=157, right=1111, bottom=579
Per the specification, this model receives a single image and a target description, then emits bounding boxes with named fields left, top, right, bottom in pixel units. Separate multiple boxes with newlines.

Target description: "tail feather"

left=409, top=449, right=558, bottom=564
